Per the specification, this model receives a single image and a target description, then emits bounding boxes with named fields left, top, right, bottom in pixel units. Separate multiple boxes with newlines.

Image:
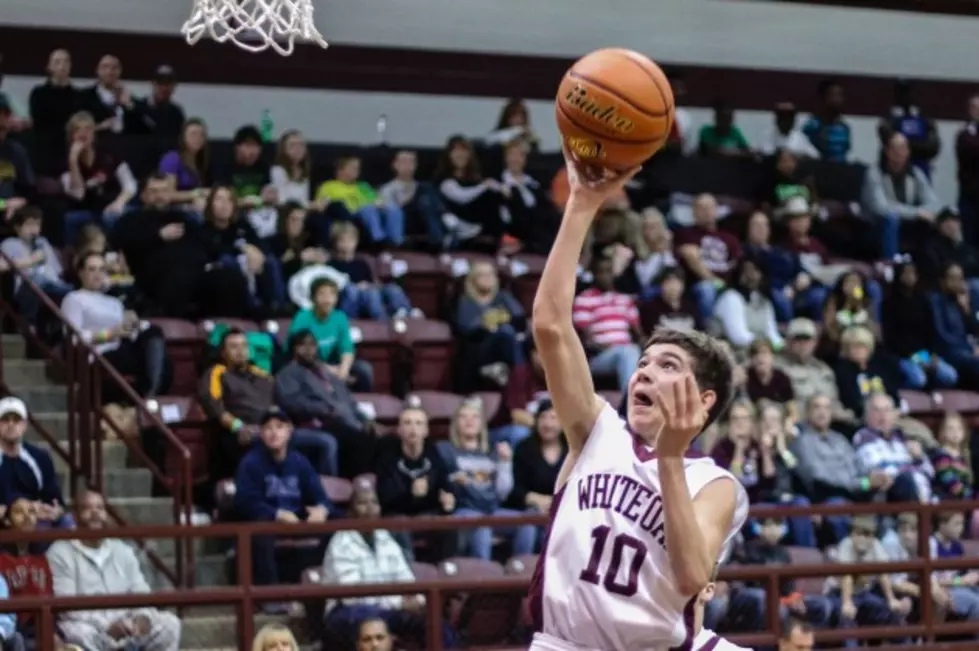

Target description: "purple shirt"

left=158, top=150, right=201, bottom=191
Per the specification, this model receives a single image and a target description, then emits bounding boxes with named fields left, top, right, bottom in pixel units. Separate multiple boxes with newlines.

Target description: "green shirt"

left=698, top=125, right=750, bottom=153
left=314, top=180, right=378, bottom=213
left=288, top=308, right=355, bottom=363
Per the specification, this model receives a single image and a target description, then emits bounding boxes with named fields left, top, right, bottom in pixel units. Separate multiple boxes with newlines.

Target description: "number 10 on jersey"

left=579, top=525, right=649, bottom=597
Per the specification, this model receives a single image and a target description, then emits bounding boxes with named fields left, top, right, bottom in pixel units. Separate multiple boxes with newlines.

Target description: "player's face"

left=628, top=343, right=694, bottom=435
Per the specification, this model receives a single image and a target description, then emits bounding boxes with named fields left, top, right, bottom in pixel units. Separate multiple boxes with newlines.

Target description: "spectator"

left=0, top=573, right=20, bottom=651
left=378, top=150, right=447, bottom=250
left=74, top=224, right=133, bottom=297
left=745, top=339, right=796, bottom=418
left=270, top=130, right=311, bottom=207
left=442, top=397, right=536, bottom=560
left=674, top=193, right=742, bottom=317
left=878, top=80, right=940, bottom=176
left=507, top=399, right=566, bottom=516
left=486, top=98, right=540, bottom=152
left=829, top=515, right=910, bottom=636
left=355, top=618, right=392, bottom=651
left=140, top=65, right=185, bottom=139
left=929, top=511, right=979, bottom=632
left=0, top=206, right=72, bottom=327
left=0, top=396, right=66, bottom=528
left=321, top=479, right=427, bottom=648
left=881, top=258, right=958, bottom=389
left=201, top=185, right=286, bottom=315
left=288, top=277, right=373, bottom=392
left=0, top=97, right=35, bottom=218
left=455, top=261, right=528, bottom=389
left=234, top=406, right=333, bottom=590
left=615, top=208, right=677, bottom=299
left=697, top=100, right=750, bottom=158
left=930, top=412, right=974, bottom=502
left=930, top=261, right=979, bottom=387
left=791, top=394, right=876, bottom=544
left=61, top=252, right=171, bottom=399
left=743, top=210, right=801, bottom=323
left=761, top=150, right=815, bottom=214
left=47, top=490, right=181, bottom=651
left=114, top=174, right=245, bottom=318
left=329, top=222, right=414, bottom=320
left=778, top=618, right=815, bottom=651
left=572, top=254, right=642, bottom=390
left=823, top=271, right=880, bottom=350
left=802, top=79, right=851, bottom=162
left=61, top=110, right=138, bottom=242
left=314, top=156, right=405, bottom=248
left=712, top=256, right=784, bottom=351
left=956, top=93, right=979, bottom=246
left=883, top=513, right=950, bottom=624
left=710, top=400, right=776, bottom=504
left=375, top=407, right=456, bottom=559
left=0, top=498, right=55, bottom=647
left=28, top=48, right=77, bottom=176
left=777, top=319, right=856, bottom=427
left=727, top=515, right=831, bottom=633
left=854, top=393, right=934, bottom=503
left=760, top=102, right=820, bottom=158
left=73, top=55, right=147, bottom=134
left=435, top=135, right=507, bottom=246
left=225, top=125, right=270, bottom=202
left=252, top=624, right=299, bottom=651
left=919, top=208, right=979, bottom=283
left=862, top=132, right=941, bottom=259
left=275, top=329, right=375, bottom=478
left=499, top=139, right=558, bottom=254
left=638, top=268, right=701, bottom=334
left=158, top=118, right=210, bottom=205
left=269, top=203, right=327, bottom=282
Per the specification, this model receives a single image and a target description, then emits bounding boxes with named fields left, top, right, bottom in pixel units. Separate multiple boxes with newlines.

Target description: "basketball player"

left=527, top=147, right=749, bottom=651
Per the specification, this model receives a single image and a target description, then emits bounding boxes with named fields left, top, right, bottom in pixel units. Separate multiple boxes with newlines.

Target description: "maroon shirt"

left=638, top=295, right=702, bottom=334
left=746, top=367, right=796, bottom=406
left=674, top=226, right=742, bottom=281
left=785, top=234, right=830, bottom=270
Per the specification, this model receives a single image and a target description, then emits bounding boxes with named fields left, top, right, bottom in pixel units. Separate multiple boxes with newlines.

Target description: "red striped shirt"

left=572, top=289, right=639, bottom=348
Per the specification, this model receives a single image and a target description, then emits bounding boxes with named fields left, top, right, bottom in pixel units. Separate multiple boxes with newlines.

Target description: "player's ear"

left=699, top=581, right=715, bottom=603
left=699, top=389, right=717, bottom=414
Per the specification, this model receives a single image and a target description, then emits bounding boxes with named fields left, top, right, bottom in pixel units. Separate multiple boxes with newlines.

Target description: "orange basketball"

left=556, top=48, right=675, bottom=170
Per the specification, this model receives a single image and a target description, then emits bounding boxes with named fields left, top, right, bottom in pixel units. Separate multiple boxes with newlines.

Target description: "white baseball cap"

left=0, top=396, right=28, bottom=419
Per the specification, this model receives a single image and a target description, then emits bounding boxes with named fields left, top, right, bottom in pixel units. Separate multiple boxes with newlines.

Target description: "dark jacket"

left=375, top=439, right=454, bottom=516
left=833, top=355, right=902, bottom=418
left=234, top=444, right=331, bottom=521
left=199, top=363, right=275, bottom=426
left=881, top=289, right=937, bottom=358
left=740, top=540, right=795, bottom=596
left=0, top=442, right=63, bottom=509
left=920, top=234, right=979, bottom=281
left=930, top=290, right=979, bottom=358
left=506, top=437, right=567, bottom=510
left=274, top=360, right=365, bottom=434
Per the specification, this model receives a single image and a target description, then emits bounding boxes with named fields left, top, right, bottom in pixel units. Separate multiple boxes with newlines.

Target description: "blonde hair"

left=720, top=398, right=757, bottom=446
left=251, top=624, right=298, bottom=651
left=66, top=111, right=95, bottom=142
left=329, top=221, right=359, bottom=244
left=840, top=325, right=875, bottom=355
left=464, top=261, right=498, bottom=301
left=449, top=397, right=489, bottom=453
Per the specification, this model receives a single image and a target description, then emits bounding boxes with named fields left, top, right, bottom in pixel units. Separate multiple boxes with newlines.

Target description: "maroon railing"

left=4, top=499, right=979, bottom=651
left=0, top=250, right=194, bottom=585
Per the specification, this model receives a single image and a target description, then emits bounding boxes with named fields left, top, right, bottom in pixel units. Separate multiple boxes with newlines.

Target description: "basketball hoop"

left=181, top=0, right=328, bottom=56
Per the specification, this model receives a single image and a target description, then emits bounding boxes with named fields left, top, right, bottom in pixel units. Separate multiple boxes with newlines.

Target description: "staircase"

left=3, top=334, right=309, bottom=650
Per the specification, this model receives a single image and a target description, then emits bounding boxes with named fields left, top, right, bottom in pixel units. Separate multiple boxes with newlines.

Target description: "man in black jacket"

left=73, top=55, right=151, bottom=135
left=920, top=208, right=979, bottom=285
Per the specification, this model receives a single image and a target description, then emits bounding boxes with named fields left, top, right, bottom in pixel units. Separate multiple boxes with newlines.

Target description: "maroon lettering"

left=579, top=525, right=648, bottom=597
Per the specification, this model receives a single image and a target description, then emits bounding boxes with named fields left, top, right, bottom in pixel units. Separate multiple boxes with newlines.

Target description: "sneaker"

left=480, top=362, right=509, bottom=387
left=409, top=307, right=425, bottom=319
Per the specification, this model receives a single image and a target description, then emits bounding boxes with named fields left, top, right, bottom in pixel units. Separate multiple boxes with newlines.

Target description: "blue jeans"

left=728, top=586, right=831, bottom=632
left=357, top=203, right=405, bottom=246
left=589, top=344, right=640, bottom=391
left=691, top=279, right=720, bottom=320
left=899, top=356, right=959, bottom=389
left=490, top=424, right=532, bottom=448
left=15, top=277, right=74, bottom=324
left=829, top=588, right=906, bottom=647
left=64, top=206, right=131, bottom=244
left=478, top=324, right=527, bottom=367
left=340, top=283, right=412, bottom=320
left=818, top=497, right=852, bottom=544
left=949, top=586, right=979, bottom=638
left=879, top=213, right=901, bottom=260
left=289, top=428, right=339, bottom=476
left=412, top=183, right=448, bottom=248
left=455, top=507, right=537, bottom=560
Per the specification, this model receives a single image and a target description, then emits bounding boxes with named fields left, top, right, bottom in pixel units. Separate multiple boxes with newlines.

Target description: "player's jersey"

left=528, top=402, right=749, bottom=651
left=693, top=629, right=753, bottom=651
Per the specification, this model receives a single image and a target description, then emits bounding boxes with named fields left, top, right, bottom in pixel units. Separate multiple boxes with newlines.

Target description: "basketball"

left=556, top=48, right=675, bottom=170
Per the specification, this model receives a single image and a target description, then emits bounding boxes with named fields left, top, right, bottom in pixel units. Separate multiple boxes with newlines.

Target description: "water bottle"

left=376, top=113, right=388, bottom=144
left=260, top=109, right=274, bottom=142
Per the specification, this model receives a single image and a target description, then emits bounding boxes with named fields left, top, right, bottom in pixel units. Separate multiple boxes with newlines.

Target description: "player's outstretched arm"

left=532, top=151, right=639, bottom=452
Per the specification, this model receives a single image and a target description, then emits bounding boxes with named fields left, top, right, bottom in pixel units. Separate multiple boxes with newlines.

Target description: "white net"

left=181, top=0, right=328, bottom=56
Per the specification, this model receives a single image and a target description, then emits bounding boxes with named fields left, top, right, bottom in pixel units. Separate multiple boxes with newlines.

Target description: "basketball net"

left=181, top=0, right=328, bottom=56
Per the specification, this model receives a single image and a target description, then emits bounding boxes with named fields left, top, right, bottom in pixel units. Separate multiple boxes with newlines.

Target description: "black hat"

left=233, top=125, right=263, bottom=146
left=937, top=206, right=960, bottom=224
left=154, top=64, right=177, bottom=83
left=259, top=406, right=292, bottom=426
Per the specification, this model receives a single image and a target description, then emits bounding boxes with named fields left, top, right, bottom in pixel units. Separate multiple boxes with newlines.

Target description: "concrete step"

left=10, top=384, right=68, bottom=412
left=41, top=439, right=129, bottom=472
left=2, top=359, right=56, bottom=385
left=56, top=467, right=151, bottom=499
left=179, top=613, right=310, bottom=649
left=112, top=496, right=176, bottom=525
left=144, top=553, right=231, bottom=589
left=26, top=411, right=70, bottom=441
left=2, top=334, right=26, bottom=360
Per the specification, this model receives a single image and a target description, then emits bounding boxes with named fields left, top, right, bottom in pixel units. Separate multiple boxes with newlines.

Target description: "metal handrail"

left=0, top=248, right=194, bottom=585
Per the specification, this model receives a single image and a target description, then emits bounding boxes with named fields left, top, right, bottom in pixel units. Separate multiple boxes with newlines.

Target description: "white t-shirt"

left=61, top=289, right=126, bottom=353
left=270, top=165, right=310, bottom=207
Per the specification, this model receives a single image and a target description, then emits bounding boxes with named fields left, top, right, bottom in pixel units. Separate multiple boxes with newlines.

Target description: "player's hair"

left=781, top=617, right=812, bottom=639
left=642, top=327, right=735, bottom=430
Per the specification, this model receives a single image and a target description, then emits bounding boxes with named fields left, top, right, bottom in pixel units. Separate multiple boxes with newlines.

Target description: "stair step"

left=2, top=334, right=26, bottom=360
left=41, top=439, right=129, bottom=472
left=143, top=553, right=231, bottom=588
left=2, top=359, right=55, bottom=385
left=178, top=613, right=310, bottom=649
left=27, top=411, right=70, bottom=441
left=111, top=497, right=177, bottom=525
left=56, top=467, right=151, bottom=499
left=9, top=385, right=68, bottom=412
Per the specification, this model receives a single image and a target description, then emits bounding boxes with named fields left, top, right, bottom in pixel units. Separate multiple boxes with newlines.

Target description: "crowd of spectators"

left=3, top=45, right=979, bottom=650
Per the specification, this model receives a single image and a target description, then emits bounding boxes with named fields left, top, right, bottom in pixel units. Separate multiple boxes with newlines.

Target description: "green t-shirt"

left=698, top=125, right=750, bottom=153
left=288, top=308, right=355, bottom=363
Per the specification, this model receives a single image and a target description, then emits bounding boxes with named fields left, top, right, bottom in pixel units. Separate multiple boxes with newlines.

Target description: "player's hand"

left=652, top=373, right=708, bottom=457
left=841, top=599, right=857, bottom=620
left=562, top=143, right=641, bottom=214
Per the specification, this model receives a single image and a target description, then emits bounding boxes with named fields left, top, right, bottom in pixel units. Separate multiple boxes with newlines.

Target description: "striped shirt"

left=572, top=289, right=639, bottom=348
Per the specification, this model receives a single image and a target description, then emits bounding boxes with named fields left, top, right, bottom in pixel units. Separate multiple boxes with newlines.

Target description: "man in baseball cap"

left=145, top=63, right=185, bottom=138
left=0, top=396, right=67, bottom=524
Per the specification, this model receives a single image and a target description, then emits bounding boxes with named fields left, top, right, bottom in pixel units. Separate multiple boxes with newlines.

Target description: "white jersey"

left=528, top=402, right=749, bottom=651
left=693, top=629, right=753, bottom=651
